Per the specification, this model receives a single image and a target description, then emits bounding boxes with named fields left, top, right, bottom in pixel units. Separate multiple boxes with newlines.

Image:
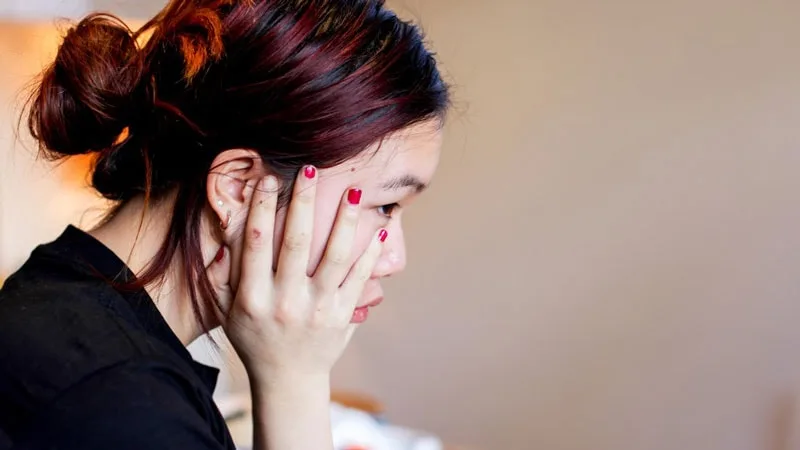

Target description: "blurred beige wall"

left=335, top=1, right=800, bottom=449
left=0, top=23, right=108, bottom=280
left=2, top=0, right=800, bottom=449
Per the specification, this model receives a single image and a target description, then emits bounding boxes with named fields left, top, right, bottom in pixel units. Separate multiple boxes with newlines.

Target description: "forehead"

left=350, top=120, right=444, bottom=186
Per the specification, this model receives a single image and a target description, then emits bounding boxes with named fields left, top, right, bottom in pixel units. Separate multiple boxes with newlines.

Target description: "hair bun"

left=27, top=13, right=147, bottom=159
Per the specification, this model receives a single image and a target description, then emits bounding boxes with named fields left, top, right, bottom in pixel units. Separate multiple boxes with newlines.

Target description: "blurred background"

left=3, top=1, right=800, bottom=449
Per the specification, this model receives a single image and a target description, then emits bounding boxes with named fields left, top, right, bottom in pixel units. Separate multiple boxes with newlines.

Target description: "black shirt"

left=0, top=226, right=236, bottom=449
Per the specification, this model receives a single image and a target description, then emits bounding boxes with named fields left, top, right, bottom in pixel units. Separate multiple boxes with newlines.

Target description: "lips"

left=359, top=296, right=383, bottom=309
left=350, top=297, right=384, bottom=324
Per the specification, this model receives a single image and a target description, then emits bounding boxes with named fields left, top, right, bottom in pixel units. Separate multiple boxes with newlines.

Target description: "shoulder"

left=0, top=268, right=172, bottom=424
left=11, top=359, right=234, bottom=450
left=0, top=276, right=143, bottom=385
left=0, top=237, right=168, bottom=372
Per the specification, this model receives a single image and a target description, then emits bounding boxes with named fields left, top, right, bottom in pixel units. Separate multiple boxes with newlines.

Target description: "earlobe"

left=219, top=210, right=232, bottom=230
left=206, top=148, right=266, bottom=229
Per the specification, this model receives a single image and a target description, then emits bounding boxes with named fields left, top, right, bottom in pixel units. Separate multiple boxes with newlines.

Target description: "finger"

left=276, top=165, right=317, bottom=284
left=340, top=228, right=387, bottom=310
left=206, top=245, right=232, bottom=321
left=239, top=175, right=279, bottom=294
left=313, top=188, right=362, bottom=292
left=344, top=324, right=358, bottom=343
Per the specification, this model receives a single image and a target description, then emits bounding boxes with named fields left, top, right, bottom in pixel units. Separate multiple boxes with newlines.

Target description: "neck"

left=88, top=193, right=207, bottom=345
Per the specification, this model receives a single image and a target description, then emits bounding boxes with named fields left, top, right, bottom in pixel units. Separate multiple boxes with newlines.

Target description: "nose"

left=372, top=221, right=407, bottom=278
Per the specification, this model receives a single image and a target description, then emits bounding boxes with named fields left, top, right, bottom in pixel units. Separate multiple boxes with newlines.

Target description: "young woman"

left=0, top=0, right=449, bottom=449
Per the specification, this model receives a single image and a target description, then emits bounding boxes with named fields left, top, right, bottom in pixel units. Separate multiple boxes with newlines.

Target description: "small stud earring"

left=216, top=200, right=224, bottom=207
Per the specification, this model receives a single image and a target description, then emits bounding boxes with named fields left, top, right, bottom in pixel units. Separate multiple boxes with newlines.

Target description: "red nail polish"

left=304, top=166, right=316, bottom=179
left=379, top=229, right=388, bottom=242
left=347, top=188, right=362, bottom=205
left=215, top=247, right=225, bottom=262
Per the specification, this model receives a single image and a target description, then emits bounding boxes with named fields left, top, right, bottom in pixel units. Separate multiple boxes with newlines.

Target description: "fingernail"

left=347, top=188, right=362, bottom=205
left=215, top=247, right=225, bottom=262
left=304, top=166, right=316, bottom=179
left=379, top=229, right=388, bottom=242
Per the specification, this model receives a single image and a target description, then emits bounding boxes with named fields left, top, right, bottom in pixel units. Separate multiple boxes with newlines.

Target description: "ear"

left=206, top=149, right=266, bottom=235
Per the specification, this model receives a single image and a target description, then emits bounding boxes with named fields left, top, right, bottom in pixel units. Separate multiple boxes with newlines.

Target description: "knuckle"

left=245, top=232, right=268, bottom=252
left=357, top=271, right=371, bottom=284
left=325, top=247, right=350, bottom=266
left=257, top=194, right=276, bottom=210
left=234, top=295, right=267, bottom=322
left=293, top=189, right=315, bottom=206
left=352, top=264, right=370, bottom=284
left=338, top=207, right=358, bottom=226
left=273, top=301, right=297, bottom=325
left=282, top=232, right=309, bottom=251
left=312, top=279, right=337, bottom=299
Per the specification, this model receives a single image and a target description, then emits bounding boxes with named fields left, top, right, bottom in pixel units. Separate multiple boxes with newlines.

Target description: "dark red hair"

left=25, top=0, right=449, bottom=329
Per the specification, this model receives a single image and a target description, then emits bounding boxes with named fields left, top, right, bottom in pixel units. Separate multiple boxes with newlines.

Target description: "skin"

left=89, top=119, right=444, bottom=450
left=90, top=119, right=443, bottom=343
left=210, top=119, right=444, bottom=319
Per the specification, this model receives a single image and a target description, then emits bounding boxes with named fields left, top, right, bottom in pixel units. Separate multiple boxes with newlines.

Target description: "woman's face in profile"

left=270, top=120, right=444, bottom=311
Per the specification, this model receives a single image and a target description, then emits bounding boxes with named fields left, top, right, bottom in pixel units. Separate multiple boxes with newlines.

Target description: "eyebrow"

left=380, top=174, right=428, bottom=193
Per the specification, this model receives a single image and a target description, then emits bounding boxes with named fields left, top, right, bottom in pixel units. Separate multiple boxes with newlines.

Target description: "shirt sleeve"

left=11, top=360, right=235, bottom=450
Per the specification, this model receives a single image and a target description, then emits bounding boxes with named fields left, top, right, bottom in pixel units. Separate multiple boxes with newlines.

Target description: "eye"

left=376, top=203, right=400, bottom=218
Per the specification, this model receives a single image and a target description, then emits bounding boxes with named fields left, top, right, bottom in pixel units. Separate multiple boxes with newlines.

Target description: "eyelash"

left=376, top=203, right=400, bottom=218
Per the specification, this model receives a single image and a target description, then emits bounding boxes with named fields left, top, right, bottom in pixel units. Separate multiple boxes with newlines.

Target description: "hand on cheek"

left=208, top=166, right=388, bottom=383
left=267, top=186, right=369, bottom=280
